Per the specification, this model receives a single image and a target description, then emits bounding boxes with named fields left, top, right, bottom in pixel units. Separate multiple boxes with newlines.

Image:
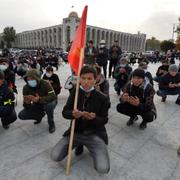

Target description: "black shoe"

left=126, top=116, right=138, bottom=126
left=49, top=125, right=56, bottom=133
left=177, top=146, right=180, bottom=156
left=34, top=120, right=42, bottom=124
left=161, top=96, right=167, bottom=102
left=139, top=122, right=147, bottom=130
left=175, top=100, right=180, bottom=105
left=2, top=124, right=10, bottom=129
left=75, top=146, right=84, bottom=156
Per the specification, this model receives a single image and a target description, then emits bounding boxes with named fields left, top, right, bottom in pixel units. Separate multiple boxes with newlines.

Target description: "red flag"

left=68, top=6, right=88, bottom=75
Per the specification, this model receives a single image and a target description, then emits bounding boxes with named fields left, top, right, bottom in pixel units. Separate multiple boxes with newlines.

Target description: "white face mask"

left=120, top=64, right=126, bottom=68
left=46, top=73, right=52, bottom=78
left=80, top=85, right=95, bottom=93
left=0, top=65, right=8, bottom=71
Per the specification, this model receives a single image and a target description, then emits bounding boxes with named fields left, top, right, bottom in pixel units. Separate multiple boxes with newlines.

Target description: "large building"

left=14, top=11, right=146, bottom=52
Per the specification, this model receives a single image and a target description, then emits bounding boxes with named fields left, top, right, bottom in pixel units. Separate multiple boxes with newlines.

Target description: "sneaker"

left=139, top=122, right=147, bottom=130
left=75, top=146, right=84, bottom=156
left=177, top=146, right=180, bottom=156
left=161, top=96, right=167, bottom=102
left=126, top=116, right=138, bottom=126
left=175, top=100, right=180, bottom=105
left=2, top=124, right=10, bottom=129
left=34, top=120, right=42, bottom=124
left=49, top=125, right=56, bottom=133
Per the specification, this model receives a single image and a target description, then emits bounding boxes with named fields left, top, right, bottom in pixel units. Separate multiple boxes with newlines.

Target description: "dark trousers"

left=1, top=109, right=17, bottom=126
left=157, top=89, right=180, bottom=101
left=51, top=134, right=110, bottom=174
left=101, top=64, right=107, bottom=79
left=18, top=100, right=57, bottom=126
left=109, top=59, right=118, bottom=78
left=117, top=103, right=154, bottom=124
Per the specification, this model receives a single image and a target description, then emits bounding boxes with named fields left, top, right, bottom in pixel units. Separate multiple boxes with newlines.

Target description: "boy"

left=51, top=66, right=110, bottom=174
left=117, top=69, right=156, bottom=130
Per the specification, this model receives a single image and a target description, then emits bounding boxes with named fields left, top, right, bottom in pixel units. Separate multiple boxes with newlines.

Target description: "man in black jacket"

left=0, top=71, right=17, bottom=129
left=109, top=40, right=122, bottom=78
left=157, top=64, right=180, bottom=104
left=96, top=40, right=109, bottom=78
left=117, top=69, right=156, bottom=130
left=51, top=66, right=110, bottom=174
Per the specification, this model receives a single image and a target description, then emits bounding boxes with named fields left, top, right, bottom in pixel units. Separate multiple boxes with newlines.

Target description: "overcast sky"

left=0, top=0, right=179, bottom=40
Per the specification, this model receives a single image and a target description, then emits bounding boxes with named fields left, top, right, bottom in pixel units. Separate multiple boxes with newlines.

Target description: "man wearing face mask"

left=0, top=58, right=17, bottom=94
left=42, top=66, right=61, bottom=96
left=114, top=57, right=132, bottom=95
left=96, top=40, right=109, bottom=79
left=18, top=69, right=57, bottom=133
left=138, top=61, right=154, bottom=86
left=0, top=71, right=17, bottom=129
left=51, top=65, right=110, bottom=174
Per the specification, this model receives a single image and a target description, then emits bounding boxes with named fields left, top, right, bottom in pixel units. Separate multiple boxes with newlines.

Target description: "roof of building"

left=68, top=11, right=78, bottom=18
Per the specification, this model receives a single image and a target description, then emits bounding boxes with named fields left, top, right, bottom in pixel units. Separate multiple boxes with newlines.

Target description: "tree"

left=160, top=40, right=175, bottom=53
left=2, top=27, right=16, bottom=48
left=145, top=37, right=161, bottom=51
left=0, top=41, right=5, bottom=49
left=175, top=17, right=180, bottom=50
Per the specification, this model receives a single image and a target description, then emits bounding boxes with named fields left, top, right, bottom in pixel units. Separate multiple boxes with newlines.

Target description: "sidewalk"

left=0, top=62, right=180, bottom=180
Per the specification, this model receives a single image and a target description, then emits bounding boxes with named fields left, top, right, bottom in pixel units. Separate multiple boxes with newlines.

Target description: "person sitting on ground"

left=0, top=58, right=17, bottom=94
left=153, top=59, right=169, bottom=83
left=157, top=64, right=180, bottom=104
left=51, top=65, right=110, bottom=174
left=18, top=69, right=57, bottom=133
left=116, top=68, right=156, bottom=130
left=138, top=61, right=154, bottom=86
left=0, top=71, right=17, bottom=129
left=114, top=57, right=132, bottom=95
left=42, top=66, right=61, bottom=96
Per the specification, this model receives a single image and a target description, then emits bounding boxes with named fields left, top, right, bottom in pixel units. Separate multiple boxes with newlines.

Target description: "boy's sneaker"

left=161, top=96, right=167, bottom=102
left=175, top=100, right=180, bottom=105
left=2, top=124, right=10, bottom=129
left=177, top=146, right=180, bottom=156
left=139, top=122, right=147, bottom=130
left=126, top=116, right=138, bottom=126
left=75, top=146, right=84, bottom=156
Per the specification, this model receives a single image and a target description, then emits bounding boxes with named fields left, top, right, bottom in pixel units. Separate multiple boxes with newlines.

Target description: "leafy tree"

left=145, top=37, right=161, bottom=51
left=160, top=40, right=175, bottom=52
left=2, top=27, right=16, bottom=48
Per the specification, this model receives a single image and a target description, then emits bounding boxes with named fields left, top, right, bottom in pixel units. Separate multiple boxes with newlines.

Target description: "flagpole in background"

left=66, top=6, right=88, bottom=176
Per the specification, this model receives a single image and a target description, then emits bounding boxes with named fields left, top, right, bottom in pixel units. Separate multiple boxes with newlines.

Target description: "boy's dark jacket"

left=62, top=88, right=109, bottom=144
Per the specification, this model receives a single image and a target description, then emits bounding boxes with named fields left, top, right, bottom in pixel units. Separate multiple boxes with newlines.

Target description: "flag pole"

left=66, top=48, right=84, bottom=175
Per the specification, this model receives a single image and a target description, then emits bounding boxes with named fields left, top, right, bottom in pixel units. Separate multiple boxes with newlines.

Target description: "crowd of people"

left=0, top=40, right=180, bottom=174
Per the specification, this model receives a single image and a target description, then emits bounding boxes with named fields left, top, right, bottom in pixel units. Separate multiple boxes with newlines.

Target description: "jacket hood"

left=24, top=69, right=41, bottom=81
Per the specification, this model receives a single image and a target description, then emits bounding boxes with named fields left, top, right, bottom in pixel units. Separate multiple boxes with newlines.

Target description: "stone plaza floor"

left=0, top=62, right=180, bottom=180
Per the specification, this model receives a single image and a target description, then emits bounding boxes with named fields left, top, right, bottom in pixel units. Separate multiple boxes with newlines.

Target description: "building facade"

left=14, top=11, right=146, bottom=52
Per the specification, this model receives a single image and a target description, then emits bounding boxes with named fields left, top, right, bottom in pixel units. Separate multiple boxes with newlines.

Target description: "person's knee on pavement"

left=94, top=161, right=110, bottom=174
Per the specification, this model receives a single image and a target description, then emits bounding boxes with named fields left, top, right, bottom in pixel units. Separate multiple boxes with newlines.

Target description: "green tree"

left=145, top=37, right=161, bottom=51
left=2, top=27, right=16, bottom=48
left=160, top=40, right=175, bottom=53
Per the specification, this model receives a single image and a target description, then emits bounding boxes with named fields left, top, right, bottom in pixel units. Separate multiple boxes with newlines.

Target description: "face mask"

left=46, top=73, right=52, bottom=78
left=27, top=80, right=37, bottom=87
left=80, top=85, right=95, bottom=93
left=120, top=64, right=126, bottom=68
left=0, top=65, right=8, bottom=71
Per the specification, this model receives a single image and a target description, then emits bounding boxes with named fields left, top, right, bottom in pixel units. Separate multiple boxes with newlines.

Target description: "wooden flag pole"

left=66, top=48, right=84, bottom=175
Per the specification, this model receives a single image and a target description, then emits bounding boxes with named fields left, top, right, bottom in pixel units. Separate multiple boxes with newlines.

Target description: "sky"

left=0, top=0, right=179, bottom=40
